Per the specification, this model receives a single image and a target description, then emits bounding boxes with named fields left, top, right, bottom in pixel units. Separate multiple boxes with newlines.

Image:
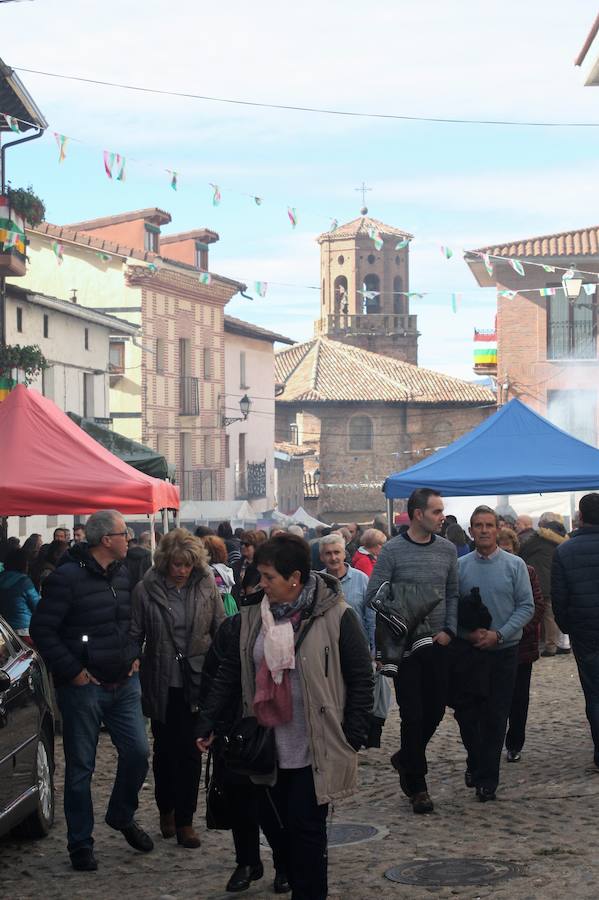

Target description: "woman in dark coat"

left=498, top=527, right=545, bottom=761
left=131, top=528, right=225, bottom=848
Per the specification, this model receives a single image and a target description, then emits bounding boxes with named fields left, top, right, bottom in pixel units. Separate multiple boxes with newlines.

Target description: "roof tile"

left=275, top=337, right=495, bottom=405
left=317, top=216, right=413, bottom=243
left=475, top=225, right=599, bottom=258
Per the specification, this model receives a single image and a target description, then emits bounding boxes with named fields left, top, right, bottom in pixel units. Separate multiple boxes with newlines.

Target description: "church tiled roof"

left=275, top=337, right=495, bottom=405
left=317, top=216, right=413, bottom=243
left=473, top=225, right=599, bottom=258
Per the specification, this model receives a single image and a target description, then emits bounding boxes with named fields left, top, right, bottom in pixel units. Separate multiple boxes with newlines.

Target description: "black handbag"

left=205, top=748, right=232, bottom=830
left=222, top=616, right=316, bottom=777
left=176, top=652, right=204, bottom=712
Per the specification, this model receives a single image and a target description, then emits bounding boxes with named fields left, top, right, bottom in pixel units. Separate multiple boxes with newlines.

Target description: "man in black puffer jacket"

left=30, top=509, right=152, bottom=872
left=552, top=493, right=599, bottom=767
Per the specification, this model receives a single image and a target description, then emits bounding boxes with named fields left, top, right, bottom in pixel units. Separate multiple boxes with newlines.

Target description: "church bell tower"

left=315, top=208, right=419, bottom=364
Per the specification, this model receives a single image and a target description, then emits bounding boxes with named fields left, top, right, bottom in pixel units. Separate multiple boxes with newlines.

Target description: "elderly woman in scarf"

left=196, top=533, right=373, bottom=900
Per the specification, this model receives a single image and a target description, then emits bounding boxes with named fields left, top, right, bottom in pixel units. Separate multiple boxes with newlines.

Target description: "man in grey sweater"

left=456, top=505, right=534, bottom=802
left=366, top=488, right=458, bottom=814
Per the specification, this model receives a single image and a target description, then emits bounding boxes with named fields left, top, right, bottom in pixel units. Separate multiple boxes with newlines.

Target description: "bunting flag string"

left=538, top=287, right=556, bottom=296
left=254, top=196, right=263, bottom=206
left=115, top=154, right=126, bottom=182
left=441, top=246, right=453, bottom=259
left=167, top=169, right=177, bottom=190
left=254, top=281, right=268, bottom=297
left=482, top=253, right=493, bottom=277
left=211, top=184, right=221, bottom=207
left=103, top=150, right=115, bottom=179
left=509, top=258, right=525, bottom=276
left=199, top=272, right=212, bottom=285
left=53, top=132, right=68, bottom=163
left=395, top=239, right=410, bottom=250
left=287, top=207, right=298, bottom=229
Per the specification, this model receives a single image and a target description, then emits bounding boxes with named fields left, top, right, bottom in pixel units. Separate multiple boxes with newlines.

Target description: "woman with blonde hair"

left=131, top=528, right=225, bottom=848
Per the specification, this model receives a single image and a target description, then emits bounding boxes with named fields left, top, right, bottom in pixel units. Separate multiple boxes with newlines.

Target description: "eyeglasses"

left=106, top=531, right=129, bottom=538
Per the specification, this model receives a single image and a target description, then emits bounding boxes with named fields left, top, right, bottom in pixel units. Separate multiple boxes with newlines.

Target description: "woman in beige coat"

left=131, top=529, right=225, bottom=848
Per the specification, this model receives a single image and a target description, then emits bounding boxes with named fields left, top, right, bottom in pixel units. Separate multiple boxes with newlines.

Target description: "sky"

left=2, top=0, right=599, bottom=379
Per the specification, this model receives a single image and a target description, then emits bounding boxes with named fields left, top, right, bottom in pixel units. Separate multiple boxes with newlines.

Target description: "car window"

left=0, top=620, right=18, bottom=668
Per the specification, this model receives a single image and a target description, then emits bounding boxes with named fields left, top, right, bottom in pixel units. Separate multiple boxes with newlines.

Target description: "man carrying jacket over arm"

left=366, top=488, right=459, bottom=815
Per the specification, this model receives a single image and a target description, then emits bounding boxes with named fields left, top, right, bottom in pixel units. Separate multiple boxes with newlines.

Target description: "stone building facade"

left=466, top=225, right=599, bottom=446
left=315, top=214, right=418, bottom=363
left=275, top=337, right=494, bottom=520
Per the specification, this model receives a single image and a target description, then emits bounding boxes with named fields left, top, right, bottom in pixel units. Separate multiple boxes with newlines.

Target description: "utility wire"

left=13, top=66, right=599, bottom=129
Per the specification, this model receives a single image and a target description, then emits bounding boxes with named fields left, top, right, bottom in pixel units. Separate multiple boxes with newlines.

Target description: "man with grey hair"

left=31, top=509, right=152, bottom=872
left=319, top=533, right=375, bottom=650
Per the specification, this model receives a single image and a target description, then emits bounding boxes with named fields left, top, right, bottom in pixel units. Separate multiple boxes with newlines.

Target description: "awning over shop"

left=66, top=412, right=174, bottom=481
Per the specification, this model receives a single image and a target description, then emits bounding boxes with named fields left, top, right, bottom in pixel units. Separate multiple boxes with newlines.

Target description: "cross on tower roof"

left=355, top=182, right=372, bottom=215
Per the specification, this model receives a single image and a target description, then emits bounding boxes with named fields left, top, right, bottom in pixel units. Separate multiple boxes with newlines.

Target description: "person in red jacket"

left=351, top=528, right=387, bottom=578
left=498, top=527, right=545, bottom=762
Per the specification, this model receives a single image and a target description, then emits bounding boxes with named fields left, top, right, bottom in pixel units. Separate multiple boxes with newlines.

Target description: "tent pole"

left=173, top=508, right=179, bottom=529
left=161, top=508, right=169, bottom=535
left=386, top=496, right=393, bottom=534
left=570, top=492, right=577, bottom=528
left=150, top=514, right=156, bottom=553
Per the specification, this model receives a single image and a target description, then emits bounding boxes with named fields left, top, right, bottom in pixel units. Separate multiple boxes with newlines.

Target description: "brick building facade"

left=467, top=225, right=599, bottom=446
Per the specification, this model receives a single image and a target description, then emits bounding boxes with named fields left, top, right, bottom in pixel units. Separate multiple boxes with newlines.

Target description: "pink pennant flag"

left=103, top=150, right=115, bottom=179
left=287, top=207, right=298, bottom=229
left=53, top=132, right=69, bottom=163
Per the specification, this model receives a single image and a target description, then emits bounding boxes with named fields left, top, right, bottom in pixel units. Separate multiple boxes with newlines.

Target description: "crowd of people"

left=0, top=491, right=597, bottom=899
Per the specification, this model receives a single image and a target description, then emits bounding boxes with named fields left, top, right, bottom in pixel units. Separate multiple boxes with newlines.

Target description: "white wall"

left=223, top=331, right=276, bottom=512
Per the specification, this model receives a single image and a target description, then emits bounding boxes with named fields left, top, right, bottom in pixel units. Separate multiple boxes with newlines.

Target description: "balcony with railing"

left=315, top=313, right=418, bottom=338
left=235, top=460, right=267, bottom=499
left=180, top=469, right=219, bottom=501
left=547, top=320, right=597, bottom=360
left=179, top=376, right=200, bottom=415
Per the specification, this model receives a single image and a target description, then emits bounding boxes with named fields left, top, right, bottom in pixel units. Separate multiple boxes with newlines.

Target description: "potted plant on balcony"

left=0, top=185, right=45, bottom=277
left=0, top=344, right=47, bottom=399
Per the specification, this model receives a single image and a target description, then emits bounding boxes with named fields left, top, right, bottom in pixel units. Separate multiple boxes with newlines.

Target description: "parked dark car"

left=0, top=616, right=55, bottom=839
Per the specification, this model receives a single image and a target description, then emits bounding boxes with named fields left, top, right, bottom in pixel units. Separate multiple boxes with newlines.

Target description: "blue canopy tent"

left=384, top=399, right=599, bottom=499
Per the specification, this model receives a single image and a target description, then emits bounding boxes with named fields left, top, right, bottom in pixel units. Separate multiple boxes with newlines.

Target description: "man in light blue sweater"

left=456, top=505, right=534, bottom=802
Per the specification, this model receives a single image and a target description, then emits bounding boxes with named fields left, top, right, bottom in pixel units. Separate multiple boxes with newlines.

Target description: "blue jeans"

left=57, top=674, right=149, bottom=852
left=572, top=640, right=599, bottom=762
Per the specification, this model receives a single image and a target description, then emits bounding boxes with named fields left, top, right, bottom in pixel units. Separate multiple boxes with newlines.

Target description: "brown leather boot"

left=159, top=811, right=176, bottom=839
left=176, top=826, right=201, bottom=848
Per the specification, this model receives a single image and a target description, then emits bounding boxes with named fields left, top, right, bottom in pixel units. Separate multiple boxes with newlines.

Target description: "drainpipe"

left=0, top=126, right=45, bottom=347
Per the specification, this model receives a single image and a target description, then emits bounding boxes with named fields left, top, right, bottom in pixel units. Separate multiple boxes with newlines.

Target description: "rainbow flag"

left=474, top=328, right=497, bottom=366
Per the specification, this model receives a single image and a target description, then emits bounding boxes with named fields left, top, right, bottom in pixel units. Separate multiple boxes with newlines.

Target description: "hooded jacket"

left=196, top=572, right=373, bottom=805
left=131, top=565, right=225, bottom=722
left=30, top=543, right=137, bottom=685
left=520, top=526, right=568, bottom=600
left=124, top=545, right=153, bottom=591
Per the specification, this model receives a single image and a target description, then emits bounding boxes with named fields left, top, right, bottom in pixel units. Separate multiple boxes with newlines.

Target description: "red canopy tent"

left=0, top=385, right=179, bottom=515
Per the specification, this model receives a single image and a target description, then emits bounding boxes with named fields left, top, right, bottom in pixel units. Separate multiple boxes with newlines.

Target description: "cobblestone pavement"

left=2, top=654, right=598, bottom=899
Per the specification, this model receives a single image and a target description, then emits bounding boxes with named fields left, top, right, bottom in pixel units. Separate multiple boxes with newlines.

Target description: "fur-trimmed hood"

left=537, top=526, right=568, bottom=546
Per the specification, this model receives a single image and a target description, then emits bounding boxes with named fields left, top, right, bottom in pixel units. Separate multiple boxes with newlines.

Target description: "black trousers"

left=505, top=662, right=533, bottom=753
left=393, top=644, right=449, bottom=794
left=258, top=766, right=328, bottom=900
left=223, top=776, right=285, bottom=870
left=454, top=646, right=518, bottom=791
left=151, top=688, right=202, bottom=827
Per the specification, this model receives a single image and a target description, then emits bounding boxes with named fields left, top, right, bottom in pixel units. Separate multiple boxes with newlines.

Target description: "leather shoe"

left=70, top=847, right=98, bottom=871
left=476, top=786, right=496, bottom=802
left=160, top=811, right=176, bottom=839
left=556, top=647, right=571, bottom=655
left=119, top=821, right=154, bottom=852
left=411, top=791, right=434, bottom=814
left=274, top=869, right=291, bottom=893
left=541, top=649, right=556, bottom=657
left=506, top=750, right=521, bottom=762
left=176, top=826, right=202, bottom=848
left=390, top=752, right=413, bottom=798
left=226, top=863, right=264, bottom=892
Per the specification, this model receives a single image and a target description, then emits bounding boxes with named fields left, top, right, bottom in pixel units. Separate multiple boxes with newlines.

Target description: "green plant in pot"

left=0, top=344, right=47, bottom=386
left=7, top=185, right=46, bottom=228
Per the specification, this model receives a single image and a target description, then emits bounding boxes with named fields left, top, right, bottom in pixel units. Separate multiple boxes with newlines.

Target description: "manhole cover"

left=384, top=858, right=522, bottom=886
left=260, top=822, right=384, bottom=850
left=328, top=823, right=381, bottom=847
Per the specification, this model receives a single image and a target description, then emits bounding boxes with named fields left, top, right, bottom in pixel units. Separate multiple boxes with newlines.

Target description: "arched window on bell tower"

left=393, top=275, right=407, bottom=314
left=334, top=275, right=348, bottom=315
left=363, top=274, right=380, bottom=313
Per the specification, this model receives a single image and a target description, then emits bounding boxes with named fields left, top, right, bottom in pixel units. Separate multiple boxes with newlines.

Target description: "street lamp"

left=222, top=393, right=252, bottom=427
left=562, top=271, right=583, bottom=300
